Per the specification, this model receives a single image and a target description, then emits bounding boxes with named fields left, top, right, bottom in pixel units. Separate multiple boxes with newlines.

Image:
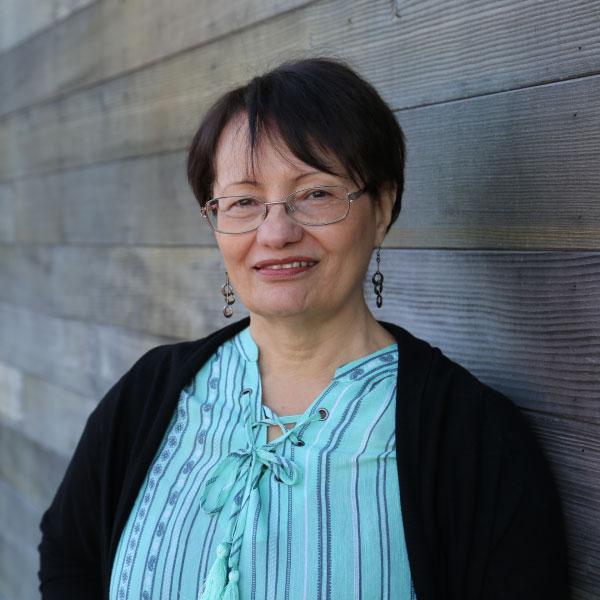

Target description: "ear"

left=373, top=182, right=396, bottom=247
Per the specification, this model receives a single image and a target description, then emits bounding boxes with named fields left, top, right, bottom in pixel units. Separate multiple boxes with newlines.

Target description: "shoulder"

left=382, top=319, right=537, bottom=454
left=88, top=317, right=252, bottom=429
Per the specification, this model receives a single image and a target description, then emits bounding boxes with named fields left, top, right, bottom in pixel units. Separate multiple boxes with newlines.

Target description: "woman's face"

left=211, top=114, right=393, bottom=322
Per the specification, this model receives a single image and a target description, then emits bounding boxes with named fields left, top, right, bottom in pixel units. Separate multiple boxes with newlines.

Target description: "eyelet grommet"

left=318, top=408, right=329, bottom=420
left=294, top=439, right=305, bottom=447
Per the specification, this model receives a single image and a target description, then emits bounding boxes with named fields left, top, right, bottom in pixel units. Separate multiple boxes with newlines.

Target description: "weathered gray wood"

left=572, top=590, right=600, bottom=600
left=1, top=247, right=598, bottom=423
left=388, top=77, right=600, bottom=249
left=0, top=302, right=177, bottom=400
left=0, top=183, right=15, bottom=243
left=0, top=478, right=42, bottom=554
left=11, top=151, right=211, bottom=246
left=0, top=246, right=244, bottom=340
left=525, top=411, right=600, bottom=597
left=0, top=526, right=38, bottom=600
left=0, top=470, right=45, bottom=599
left=0, top=0, right=95, bottom=54
left=0, top=0, right=313, bottom=117
left=0, top=421, right=67, bottom=512
left=7, top=69, right=600, bottom=249
left=0, top=361, right=96, bottom=458
left=364, top=249, right=600, bottom=423
left=2, top=0, right=600, bottom=118
left=2, top=1, right=600, bottom=181
left=0, top=361, right=22, bottom=425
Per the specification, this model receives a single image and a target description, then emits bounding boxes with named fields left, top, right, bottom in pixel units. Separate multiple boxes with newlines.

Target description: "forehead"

left=213, top=114, right=344, bottom=190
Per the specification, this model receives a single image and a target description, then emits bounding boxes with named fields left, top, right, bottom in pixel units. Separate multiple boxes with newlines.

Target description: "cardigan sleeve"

left=37, top=396, right=107, bottom=599
left=479, top=389, right=570, bottom=599
left=37, top=347, right=158, bottom=600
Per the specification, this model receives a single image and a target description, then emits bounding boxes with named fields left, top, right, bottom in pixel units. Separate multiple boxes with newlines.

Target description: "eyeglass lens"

left=207, top=186, right=351, bottom=233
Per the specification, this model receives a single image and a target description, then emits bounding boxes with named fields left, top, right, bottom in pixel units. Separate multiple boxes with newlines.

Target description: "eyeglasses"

left=201, top=185, right=365, bottom=234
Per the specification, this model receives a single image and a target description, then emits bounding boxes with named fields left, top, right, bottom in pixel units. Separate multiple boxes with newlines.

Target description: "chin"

left=244, top=292, right=317, bottom=319
left=248, top=302, right=310, bottom=319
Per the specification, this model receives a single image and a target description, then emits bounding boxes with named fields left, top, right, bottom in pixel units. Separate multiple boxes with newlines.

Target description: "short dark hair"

left=186, top=57, right=406, bottom=230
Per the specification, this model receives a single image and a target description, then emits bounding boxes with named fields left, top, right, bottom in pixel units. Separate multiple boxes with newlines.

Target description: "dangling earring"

left=371, top=247, right=384, bottom=308
left=220, top=272, right=235, bottom=318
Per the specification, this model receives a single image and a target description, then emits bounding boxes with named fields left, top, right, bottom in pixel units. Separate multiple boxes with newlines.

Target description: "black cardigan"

left=38, top=318, right=570, bottom=599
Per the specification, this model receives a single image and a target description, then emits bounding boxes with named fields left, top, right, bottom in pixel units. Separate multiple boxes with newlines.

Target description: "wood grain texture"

left=0, top=362, right=22, bottom=425
left=1, top=246, right=598, bottom=423
left=10, top=151, right=210, bottom=246
left=526, top=411, right=600, bottom=598
left=0, top=421, right=67, bottom=512
left=0, top=0, right=313, bottom=117
left=0, top=524, right=38, bottom=600
left=0, top=246, right=237, bottom=340
left=7, top=72, right=600, bottom=250
left=389, top=76, right=600, bottom=250
left=0, top=183, right=15, bottom=243
left=364, top=249, right=600, bottom=423
left=0, top=0, right=95, bottom=54
left=0, top=430, right=62, bottom=600
left=0, top=19, right=304, bottom=180
left=0, top=302, right=176, bottom=400
left=2, top=0, right=600, bottom=118
left=2, top=0, right=600, bottom=181
left=0, top=478, right=41, bottom=554
left=0, top=362, right=96, bottom=458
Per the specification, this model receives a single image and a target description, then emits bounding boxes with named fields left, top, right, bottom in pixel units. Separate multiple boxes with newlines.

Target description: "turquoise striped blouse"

left=110, top=326, right=416, bottom=599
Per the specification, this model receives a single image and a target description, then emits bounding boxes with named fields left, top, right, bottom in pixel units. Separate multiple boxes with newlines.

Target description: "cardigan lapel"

left=380, top=321, right=439, bottom=600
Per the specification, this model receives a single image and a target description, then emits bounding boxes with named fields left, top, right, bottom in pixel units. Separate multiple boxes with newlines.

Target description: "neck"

left=248, top=299, right=395, bottom=382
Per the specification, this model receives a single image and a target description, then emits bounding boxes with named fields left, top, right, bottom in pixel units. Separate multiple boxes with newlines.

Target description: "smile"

left=262, top=261, right=316, bottom=270
left=253, top=257, right=319, bottom=277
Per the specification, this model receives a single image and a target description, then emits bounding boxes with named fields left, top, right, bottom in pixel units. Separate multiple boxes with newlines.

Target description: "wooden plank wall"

left=0, top=0, right=598, bottom=598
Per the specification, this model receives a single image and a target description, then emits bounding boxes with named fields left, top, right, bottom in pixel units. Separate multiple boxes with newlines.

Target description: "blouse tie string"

left=197, top=410, right=323, bottom=600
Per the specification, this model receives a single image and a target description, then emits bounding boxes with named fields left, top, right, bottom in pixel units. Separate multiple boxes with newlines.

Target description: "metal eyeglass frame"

left=201, top=185, right=366, bottom=234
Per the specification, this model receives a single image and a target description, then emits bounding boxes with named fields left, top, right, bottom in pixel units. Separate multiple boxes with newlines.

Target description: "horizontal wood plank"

left=0, top=525, right=39, bottom=600
left=0, top=361, right=96, bottom=458
left=0, top=361, right=22, bottom=424
left=0, top=421, right=67, bottom=512
left=2, top=0, right=600, bottom=118
left=1, top=247, right=598, bottom=422
left=389, top=76, right=600, bottom=249
left=0, top=0, right=95, bottom=54
left=2, top=1, right=600, bottom=181
left=525, top=411, right=600, bottom=596
left=0, top=302, right=176, bottom=400
left=10, top=151, right=210, bottom=246
left=0, top=246, right=235, bottom=340
left=0, top=478, right=42, bottom=552
left=366, top=249, right=600, bottom=423
left=6, top=73, right=600, bottom=250
left=0, top=183, right=15, bottom=243
left=0, top=0, right=312, bottom=117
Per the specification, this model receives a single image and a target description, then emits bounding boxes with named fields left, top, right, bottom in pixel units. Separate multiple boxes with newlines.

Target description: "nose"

left=255, top=202, right=303, bottom=248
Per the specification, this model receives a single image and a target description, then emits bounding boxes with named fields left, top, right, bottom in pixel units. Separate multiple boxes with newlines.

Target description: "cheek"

left=216, top=236, right=251, bottom=267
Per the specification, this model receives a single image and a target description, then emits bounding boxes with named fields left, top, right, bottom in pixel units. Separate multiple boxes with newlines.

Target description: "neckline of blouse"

left=234, top=326, right=398, bottom=382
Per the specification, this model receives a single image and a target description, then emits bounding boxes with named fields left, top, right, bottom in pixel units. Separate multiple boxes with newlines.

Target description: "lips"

left=253, top=257, right=318, bottom=270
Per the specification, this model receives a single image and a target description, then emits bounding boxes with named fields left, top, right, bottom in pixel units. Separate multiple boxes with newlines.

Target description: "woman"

left=39, top=58, right=569, bottom=599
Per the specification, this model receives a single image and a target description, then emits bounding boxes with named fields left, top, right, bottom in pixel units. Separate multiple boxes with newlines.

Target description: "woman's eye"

left=306, top=189, right=332, bottom=200
left=236, top=197, right=257, bottom=207
left=222, top=197, right=258, bottom=211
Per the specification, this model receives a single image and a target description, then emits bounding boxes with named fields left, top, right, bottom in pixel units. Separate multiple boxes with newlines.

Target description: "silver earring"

left=220, top=272, right=235, bottom=318
left=372, top=247, right=384, bottom=308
